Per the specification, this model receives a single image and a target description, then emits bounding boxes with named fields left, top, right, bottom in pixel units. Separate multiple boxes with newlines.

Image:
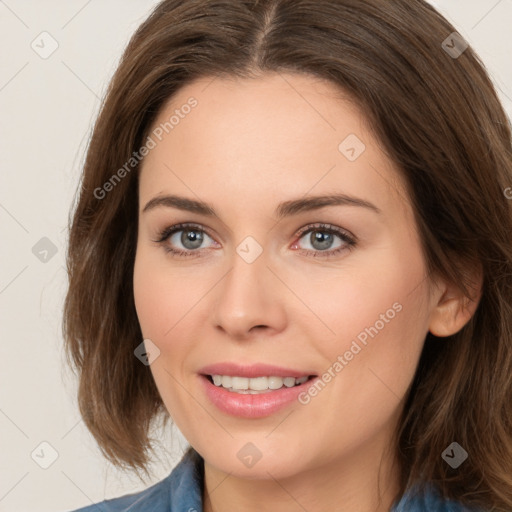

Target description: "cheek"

left=298, top=254, right=424, bottom=343
left=322, top=261, right=429, bottom=412
left=133, top=251, right=162, bottom=338
left=133, top=250, right=196, bottom=415
left=133, top=248, right=205, bottom=339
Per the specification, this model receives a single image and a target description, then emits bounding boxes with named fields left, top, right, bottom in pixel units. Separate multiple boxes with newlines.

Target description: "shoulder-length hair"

left=63, top=0, right=512, bottom=509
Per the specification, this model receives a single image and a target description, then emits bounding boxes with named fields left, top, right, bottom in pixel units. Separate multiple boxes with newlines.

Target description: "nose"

left=211, top=246, right=287, bottom=340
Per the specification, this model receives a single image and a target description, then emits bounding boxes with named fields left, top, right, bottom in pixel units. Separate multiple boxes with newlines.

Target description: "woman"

left=63, top=0, right=512, bottom=510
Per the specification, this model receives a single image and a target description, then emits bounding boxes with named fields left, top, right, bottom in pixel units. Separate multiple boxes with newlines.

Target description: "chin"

left=201, top=440, right=312, bottom=480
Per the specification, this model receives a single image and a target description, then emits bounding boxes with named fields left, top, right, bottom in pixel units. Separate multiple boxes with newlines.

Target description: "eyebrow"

left=142, top=193, right=381, bottom=218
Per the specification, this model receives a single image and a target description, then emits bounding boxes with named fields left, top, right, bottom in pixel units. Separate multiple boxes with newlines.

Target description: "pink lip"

left=197, top=363, right=319, bottom=419
left=198, top=362, right=315, bottom=379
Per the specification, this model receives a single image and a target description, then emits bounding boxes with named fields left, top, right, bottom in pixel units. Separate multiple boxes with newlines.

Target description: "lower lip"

left=199, top=375, right=319, bottom=419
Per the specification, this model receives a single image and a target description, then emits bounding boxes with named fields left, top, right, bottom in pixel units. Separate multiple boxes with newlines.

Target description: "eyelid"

left=154, top=222, right=355, bottom=242
left=154, top=222, right=215, bottom=243
left=153, top=221, right=357, bottom=258
left=295, top=222, right=355, bottom=241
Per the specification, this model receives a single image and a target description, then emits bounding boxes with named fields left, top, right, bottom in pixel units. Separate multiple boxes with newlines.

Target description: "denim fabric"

left=66, top=448, right=202, bottom=512
left=390, top=480, right=485, bottom=512
left=66, top=448, right=484, bottom=512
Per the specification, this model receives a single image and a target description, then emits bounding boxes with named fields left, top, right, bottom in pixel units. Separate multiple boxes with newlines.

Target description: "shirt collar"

left=168, top=447, right=204, bottom=511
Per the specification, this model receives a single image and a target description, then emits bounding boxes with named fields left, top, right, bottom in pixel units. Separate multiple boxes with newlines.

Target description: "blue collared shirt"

left=67, top=448, right=484, bottom=511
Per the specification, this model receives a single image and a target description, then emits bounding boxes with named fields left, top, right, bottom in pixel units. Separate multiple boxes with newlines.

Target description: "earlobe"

left=428, top=267, right=483, bottom=338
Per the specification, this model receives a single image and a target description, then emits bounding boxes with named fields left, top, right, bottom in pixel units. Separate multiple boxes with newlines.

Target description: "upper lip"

left=199, top=362, right=316, bottom=379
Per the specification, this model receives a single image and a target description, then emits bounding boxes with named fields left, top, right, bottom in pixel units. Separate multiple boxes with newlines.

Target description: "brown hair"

left=63, top=0, right=512, bottom=509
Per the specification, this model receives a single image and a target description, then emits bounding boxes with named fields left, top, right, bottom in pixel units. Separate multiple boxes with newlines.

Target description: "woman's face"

left=133, top=72, right=440, bottom=480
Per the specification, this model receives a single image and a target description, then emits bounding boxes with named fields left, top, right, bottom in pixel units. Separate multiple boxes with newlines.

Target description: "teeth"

left=231, top=376, right=249, bottom=390
left=283, top=377, right=296, bottom=387
left=210, top=374, right=310, bottom=392
left=268, top=376, right=284, bottom=389
left=248, top=376, right=269, bottom=390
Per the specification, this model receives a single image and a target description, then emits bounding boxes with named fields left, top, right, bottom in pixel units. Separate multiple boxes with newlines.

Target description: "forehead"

left=138, top=72, right=410, bottom=220
left=147, top=72, right=366, bottom=159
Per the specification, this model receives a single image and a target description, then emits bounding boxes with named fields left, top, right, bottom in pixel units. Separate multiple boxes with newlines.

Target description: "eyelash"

left=153, top=222, right=357, bottom=259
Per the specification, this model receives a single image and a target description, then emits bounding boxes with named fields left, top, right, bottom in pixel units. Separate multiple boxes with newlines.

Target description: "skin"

left=133, top=72, right=480, bottom=512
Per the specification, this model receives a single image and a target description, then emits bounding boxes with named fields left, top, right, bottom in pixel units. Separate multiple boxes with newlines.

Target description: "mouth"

left=203, top=374, right=317, bottom=394
left=198, top=370, right=320, bottom=418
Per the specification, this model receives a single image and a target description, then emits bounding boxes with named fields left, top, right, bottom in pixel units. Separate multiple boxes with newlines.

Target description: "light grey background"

left=0, top=1, right=510, bottom=511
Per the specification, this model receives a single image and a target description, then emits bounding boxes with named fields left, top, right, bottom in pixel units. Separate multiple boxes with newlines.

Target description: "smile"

left=199, top=373, right=319, bottom=418
left=208, top=374, right=312, bottom=393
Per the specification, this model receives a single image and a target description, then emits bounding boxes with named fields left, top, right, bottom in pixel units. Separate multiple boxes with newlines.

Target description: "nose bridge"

left=221, top=220, right=272, bottom=287
left=212, top=234, right=286, bottom=336
left=223, top=236, right=270, bottom=306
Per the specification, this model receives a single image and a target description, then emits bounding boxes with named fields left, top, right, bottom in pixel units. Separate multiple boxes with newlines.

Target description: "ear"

left=428, top=264, right=483, bottom=337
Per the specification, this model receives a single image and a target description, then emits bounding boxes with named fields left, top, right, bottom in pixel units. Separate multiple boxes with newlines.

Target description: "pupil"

left=312, top=231, right=332, bottom=250
left=182, top=230, right=203, bottom=249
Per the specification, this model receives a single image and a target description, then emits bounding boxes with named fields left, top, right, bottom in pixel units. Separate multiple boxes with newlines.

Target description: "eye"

left=153, top=223, right=218, bottom=258
left=153, top=222, right=357, bottom=259
left=292, top=223, right=356, bottom=258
